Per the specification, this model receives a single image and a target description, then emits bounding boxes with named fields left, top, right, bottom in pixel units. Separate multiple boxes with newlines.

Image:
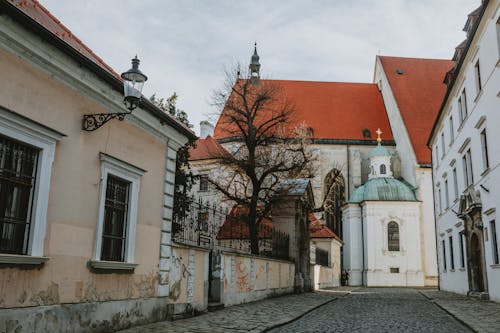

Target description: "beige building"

left=0, top=1, right=195, bottom=332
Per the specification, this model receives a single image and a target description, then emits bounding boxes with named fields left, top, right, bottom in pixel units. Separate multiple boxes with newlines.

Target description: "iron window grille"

left=101, top=175, right=130, bottom=262
left=0, top=135, right=39, bottom=255
left=199, top=175, right=209, bottom=192
left=387, top=221, right=400, bottom=251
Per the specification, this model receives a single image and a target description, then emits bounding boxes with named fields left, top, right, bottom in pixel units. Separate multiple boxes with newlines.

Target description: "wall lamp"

left=82, top=56, right=148, bottom=131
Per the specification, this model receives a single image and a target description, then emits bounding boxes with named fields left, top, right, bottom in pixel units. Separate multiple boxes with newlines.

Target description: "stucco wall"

left=220, top=252, right=295, bottom=307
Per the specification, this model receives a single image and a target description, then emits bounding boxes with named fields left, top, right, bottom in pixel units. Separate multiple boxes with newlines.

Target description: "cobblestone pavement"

left=269, top=288, right=472, bottom=333
left=119, top=290, right=348, bottom=333
left=420, top=289, right=500, bottom=333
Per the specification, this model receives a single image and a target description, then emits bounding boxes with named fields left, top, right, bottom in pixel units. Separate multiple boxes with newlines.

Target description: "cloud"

left=39, top=0, right=478, bottom=134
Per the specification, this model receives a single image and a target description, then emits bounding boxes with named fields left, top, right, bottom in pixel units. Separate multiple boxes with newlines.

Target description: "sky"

left=39, top=0, right=478, bottom=135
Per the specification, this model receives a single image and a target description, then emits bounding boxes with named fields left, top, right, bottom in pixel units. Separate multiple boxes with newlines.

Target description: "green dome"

left=349, top=178, right=417, bottom=203
left=370, top=143, right=390, bottom=157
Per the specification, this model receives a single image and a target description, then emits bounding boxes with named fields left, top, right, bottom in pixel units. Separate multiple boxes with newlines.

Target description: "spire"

left=376, top=128, right=382, bottom=144
left=249, top=42, right=261, bottom=85
left=369, top=127, right=392, bottom=179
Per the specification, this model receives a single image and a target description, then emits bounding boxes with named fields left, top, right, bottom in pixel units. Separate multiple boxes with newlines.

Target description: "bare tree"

left=211, top=65, right=316, bottom=255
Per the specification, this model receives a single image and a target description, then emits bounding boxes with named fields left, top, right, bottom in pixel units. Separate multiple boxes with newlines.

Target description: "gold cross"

left=376, top=128, right=382, bottom=143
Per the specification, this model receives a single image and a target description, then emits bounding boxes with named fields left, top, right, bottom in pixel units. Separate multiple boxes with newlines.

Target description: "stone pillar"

left=158, top=142, right=180, bottom=297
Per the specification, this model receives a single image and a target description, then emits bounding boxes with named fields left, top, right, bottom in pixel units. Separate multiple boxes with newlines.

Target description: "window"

left=458, top=89, right=468, bottom=124
left=390, top=267, right=399, bottom=273
left=480, top=129, right=489, bottom=170
left=459, top=232, right=465, bottom=268
left=0, top=108, right=62, bottom=261
left=474, top=60, right=482, bottom=95
left=438, top=188, right=442, bottom=213
left=380, top=164, right=386, bottom=175
left=461, top=89, right=468, bottom=119
left=199, top=175, right=209, bottom=192
left=441, top=133, right=445, bottom=158
left=449, top=235, right=455, bottom=270
left=453, top=168, right=459, bottom=200
left=444, top=179, right=450, bottom=209
left=449, top=116, right=454, bottom=143
left=458, top=97, right=464, bottom=124
left=388, top=221, right=399, bottom=251
left=0, top=135, right=39, bottom=254
left=93, top=153, right=144, bottom=265
left=463, top=149, right=473, bottom=187
left=491, top=220, right=499, bottom=265
left=435, top=145, right=439, bottom=167
left=442, top=239, right=447, bottom=271
left=101, top=176, right=130, bottom=261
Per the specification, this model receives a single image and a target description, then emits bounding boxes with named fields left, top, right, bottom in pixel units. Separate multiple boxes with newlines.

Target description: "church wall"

left=362, top=202, right=424, bottom=287
left=374, top=58, right=417, bottom=186
left=342, top=204, right=363, bottom=286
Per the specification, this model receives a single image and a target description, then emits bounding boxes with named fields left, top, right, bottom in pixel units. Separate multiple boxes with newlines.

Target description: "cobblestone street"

left=270, top=288, right=472, bottom=333
left=119, top=287, right=500, bottom=333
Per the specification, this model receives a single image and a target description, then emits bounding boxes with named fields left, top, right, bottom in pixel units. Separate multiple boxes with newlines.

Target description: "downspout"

left=429, top=146, right=440, bottom=291
left=360, top=202, right=365, bottom=286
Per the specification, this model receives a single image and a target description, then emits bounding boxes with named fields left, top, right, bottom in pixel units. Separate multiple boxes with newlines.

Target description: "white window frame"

left=92, top=153, right=145, bottom=264
left=0, top=108, right=63, bottom=261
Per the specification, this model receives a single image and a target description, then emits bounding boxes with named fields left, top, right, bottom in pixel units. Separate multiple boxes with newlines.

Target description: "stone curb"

left=418, top=291, right=477, bottom=333
left=261, top=291, right=352, bottom=333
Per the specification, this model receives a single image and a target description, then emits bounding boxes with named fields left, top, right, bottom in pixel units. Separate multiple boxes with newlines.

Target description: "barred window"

left=388, top=221, right=400, bottom=252
left=0, top=135, right=39, bottom=254
left=199, top=175, right=209, bottom=192
left=101, top=175, right=130, bottom=262
left=380, top=164, right=386, bottom=175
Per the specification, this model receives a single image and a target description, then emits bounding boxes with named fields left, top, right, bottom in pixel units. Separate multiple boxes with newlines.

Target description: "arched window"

left=380, top=164, right=386, bottom=174
left=388, top=221, right=400, bottom=251
left=323, top=169, right=345, bottom=236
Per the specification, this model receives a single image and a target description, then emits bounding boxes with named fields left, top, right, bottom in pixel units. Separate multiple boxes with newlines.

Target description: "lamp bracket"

left=82, top=111, right=132, bottom=131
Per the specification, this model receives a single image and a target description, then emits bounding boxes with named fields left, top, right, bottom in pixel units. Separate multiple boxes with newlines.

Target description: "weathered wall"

left=220, top=252, right=295, bottom=307
left=0, top=13, right=190, bottom=332
left=311, top=265, right=338, bottom=289
left=168, top=246, right=209, bottom=315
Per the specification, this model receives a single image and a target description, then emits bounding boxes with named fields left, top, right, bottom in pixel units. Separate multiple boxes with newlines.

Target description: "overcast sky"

left=40, top=0, right=477, bottom=135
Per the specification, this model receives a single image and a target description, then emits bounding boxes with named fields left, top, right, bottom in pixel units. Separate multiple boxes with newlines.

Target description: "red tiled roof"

left=309, top=214, right=341, bottom=241
left=378, top=56, right=454, bottom=165
left=8, top=0, right=120, bottom=79
left=189, top=136, right=231, bottom=161
left=217, top=206, right=273, bottom=240
left=214, top=80, right=393, bottom=142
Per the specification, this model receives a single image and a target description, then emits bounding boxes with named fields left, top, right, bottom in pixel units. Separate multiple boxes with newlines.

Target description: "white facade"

left=374, top=58, right=439, bottom=286
left=342, top=145, right=425, bottom=286
left=429, top=1, right=500, bottom=301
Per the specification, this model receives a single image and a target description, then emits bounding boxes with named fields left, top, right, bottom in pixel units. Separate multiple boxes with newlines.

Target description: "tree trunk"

left=248, top=201, right=260, bottom=255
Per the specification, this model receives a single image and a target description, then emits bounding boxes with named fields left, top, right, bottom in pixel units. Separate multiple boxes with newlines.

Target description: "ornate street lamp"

left=82, top=56, right=148, bottom=131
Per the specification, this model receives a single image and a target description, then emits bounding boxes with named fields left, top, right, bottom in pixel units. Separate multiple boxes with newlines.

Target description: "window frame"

left=491, top=220, right=499, bottom=265
left=199, top=174, right=209, bottom=192
left=442, top=239, right=447, bottom=271
left=444, top=179, right=450, bottom=209
left=459, top=232, right=466, bottom=268
left=387, top=221, right=400, bottom=252
left=449, top=115, right=454, bottom=144
left=474, top=60, right=482, bottom=95
left=0, top=108, right=63, bottom=261
left=453, top=168, right=459, bottom=200
left=93, top=153, right=145, bottom=265
left=449, top=235, right=455, bottom=270
left=480, top=128, right=489, bottom=171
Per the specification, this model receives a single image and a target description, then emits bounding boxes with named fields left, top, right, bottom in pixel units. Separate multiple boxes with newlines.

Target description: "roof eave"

left=2, top=1, right=196, bottom=140
left=427, top=0, right=489, bottom=146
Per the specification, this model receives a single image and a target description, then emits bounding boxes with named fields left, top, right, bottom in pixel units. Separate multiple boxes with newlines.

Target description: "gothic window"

left=323, top=169, right=345, bottom=237
left=380, top=164, right=386, bottom=175
left=388, top=221, right=400, bottom=252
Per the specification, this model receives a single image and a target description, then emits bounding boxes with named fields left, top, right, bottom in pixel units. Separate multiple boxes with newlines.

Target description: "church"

left=198, top=46, right=454, bottom=287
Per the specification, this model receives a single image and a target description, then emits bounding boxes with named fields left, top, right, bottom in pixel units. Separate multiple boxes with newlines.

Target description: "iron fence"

left=172, top=196, right=290, bottom=261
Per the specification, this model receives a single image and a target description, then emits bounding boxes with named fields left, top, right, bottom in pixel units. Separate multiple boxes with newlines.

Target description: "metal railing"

left=172, top=196, right=290, bottom=260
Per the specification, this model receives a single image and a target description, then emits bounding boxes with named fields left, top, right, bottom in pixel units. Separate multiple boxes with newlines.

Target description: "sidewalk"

left=119, top=288, right=353, bottom=333
left=420, top=290, right=500, bottom=333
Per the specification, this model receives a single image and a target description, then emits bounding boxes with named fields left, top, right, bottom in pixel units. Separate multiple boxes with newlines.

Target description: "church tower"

left=249, top=43, right=260, bottom=85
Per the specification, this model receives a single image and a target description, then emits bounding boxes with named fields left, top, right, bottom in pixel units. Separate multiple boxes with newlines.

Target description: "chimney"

left=200, top=121, right=214, bottom=139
